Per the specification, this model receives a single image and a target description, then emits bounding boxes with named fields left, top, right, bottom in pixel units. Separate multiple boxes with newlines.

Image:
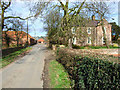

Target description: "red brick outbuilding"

left=38, top=38, right=44, bottom=43
left=2, top=31, right=36, bottom=49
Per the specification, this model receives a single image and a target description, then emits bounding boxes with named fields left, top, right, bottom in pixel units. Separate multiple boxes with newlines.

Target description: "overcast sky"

left=6, top=0, right=119, bottom=37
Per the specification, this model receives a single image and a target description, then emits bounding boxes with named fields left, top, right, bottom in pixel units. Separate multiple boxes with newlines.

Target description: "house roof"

left=72, top=20, right=100, bottom=27
left=38, top=38, right=44, bottom=42
left=71, top=17, right=110, bottom=27
left=2, top=31, right=35, bottom=39
left=85, top=20, right=99, bottom=27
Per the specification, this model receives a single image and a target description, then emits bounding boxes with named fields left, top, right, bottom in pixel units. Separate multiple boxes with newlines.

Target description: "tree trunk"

left=5, top=31, right=10, bottom=48
left=1, top=8, right=4, bottom=31
left=101, top=19, right=109, bottom=48
left=16, top=31, right=19, bottom=47
left=68, top=38, right=72, bottom=49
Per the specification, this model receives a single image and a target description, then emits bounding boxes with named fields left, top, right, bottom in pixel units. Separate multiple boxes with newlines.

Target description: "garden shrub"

left=72, top=44, right=85, bottom=49
left=56, top=48, right=120, bottom=89
left=72, top=44, right=119, bottom=49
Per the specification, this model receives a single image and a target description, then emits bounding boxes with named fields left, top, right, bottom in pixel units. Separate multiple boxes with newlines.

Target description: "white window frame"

left=87, top=27, right=91, bottom=34
left=87, top=37, right=91, bottom=44
left=102, top=37, right=105, bottom=44
left=72, top=36, right=77, bottom=44
left=103, top=27, right=106, bottom=34
left=72, top=27, right=76, bottom=34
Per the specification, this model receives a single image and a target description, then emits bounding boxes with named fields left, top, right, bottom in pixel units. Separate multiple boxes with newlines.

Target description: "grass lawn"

left=0, top=47, right=32, bottom=68
left=49, top=60, right=71, bottom=88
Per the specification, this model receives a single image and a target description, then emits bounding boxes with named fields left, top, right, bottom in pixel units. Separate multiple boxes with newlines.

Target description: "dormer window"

left=72, top=27, right=76, bottom=34
left=87, top=27, right=91, bottom=34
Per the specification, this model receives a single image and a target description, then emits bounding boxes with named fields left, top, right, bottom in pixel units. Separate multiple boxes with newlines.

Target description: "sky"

left=5, top=0, right=119, bottom=37
left=6, top=1, right=47, bottom=37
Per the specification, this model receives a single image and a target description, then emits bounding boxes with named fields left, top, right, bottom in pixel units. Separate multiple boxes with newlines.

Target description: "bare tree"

left=31, top=0, right=88, bottom=48
left=3, top=18, right=25, bottom=47
left=30, top=0, right=112, bottom=48
left=0, top=0, right=35, bottom=48
left=88, top=1, right=111, bottom=48
left=0, top=0, right=33, bottom=31
left=43, top=7, right=62, bottom=47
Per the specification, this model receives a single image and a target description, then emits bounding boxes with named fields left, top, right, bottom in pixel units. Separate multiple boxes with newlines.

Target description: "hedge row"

left=56, top=48, right=120, bottom=89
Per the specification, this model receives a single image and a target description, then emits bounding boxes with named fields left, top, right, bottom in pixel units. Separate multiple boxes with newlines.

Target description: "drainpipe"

left=96, top=27, right=97, bottom=46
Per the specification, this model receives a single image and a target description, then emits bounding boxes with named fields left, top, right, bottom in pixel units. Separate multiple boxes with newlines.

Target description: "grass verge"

left=0, top=47, right=32, bottom=68
left=49, top=60, right=71, bottom=88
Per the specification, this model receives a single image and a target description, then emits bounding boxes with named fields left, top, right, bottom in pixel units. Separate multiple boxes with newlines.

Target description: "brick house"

left=72, top=15, right=112, bottom=46
left=2, top=31, right=37, bottom=48
left=38, top=38, right=45, bottom=43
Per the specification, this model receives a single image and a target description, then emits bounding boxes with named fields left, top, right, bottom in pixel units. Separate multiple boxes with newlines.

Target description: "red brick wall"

left=2, top=31, right=35, bottom=49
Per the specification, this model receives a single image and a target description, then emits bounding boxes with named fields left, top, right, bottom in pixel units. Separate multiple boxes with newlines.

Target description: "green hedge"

left=56, top=48, right=120, bottom=89
left=74, top=57, right=120, bottom=88
left=72, top=44, right=119, bottom=49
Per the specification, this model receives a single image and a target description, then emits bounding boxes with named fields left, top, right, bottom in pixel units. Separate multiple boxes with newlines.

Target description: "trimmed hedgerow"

left=56, top=48, right=120, bottom=89
left=74, top=57, right=120, bottom=88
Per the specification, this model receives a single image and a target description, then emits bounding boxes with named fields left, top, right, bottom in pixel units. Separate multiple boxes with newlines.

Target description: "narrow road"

left=0, top=44, right=48, bottom=88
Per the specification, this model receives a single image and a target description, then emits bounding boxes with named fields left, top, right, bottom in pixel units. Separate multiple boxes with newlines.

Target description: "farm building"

left=2, top=31, right=37, bottom=49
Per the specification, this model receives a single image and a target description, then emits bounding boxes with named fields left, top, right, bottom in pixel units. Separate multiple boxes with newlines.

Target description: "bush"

left=72, top=44, right=84, bottom=49
left=56, top=48, right=120, bottom=89
left=75, top=57, right=120, bottom=88
left=72, top=45, right=119, bottom=49
left=113, top=43, right=119, bottom=47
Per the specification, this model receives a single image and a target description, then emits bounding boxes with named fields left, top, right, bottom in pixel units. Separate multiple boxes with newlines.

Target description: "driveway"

left=0, top=44, right=48, bottom=88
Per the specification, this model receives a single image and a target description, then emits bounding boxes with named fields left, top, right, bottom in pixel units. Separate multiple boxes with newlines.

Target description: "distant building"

left=38, top=38, right=45, bottom=43
left=2, top=31, right=37, bottom=49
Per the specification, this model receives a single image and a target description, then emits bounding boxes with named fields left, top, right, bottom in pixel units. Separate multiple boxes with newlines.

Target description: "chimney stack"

left=92, top=15, right=95, bottom=20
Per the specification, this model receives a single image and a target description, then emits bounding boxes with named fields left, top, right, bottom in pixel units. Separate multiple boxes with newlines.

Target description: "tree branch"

left=0, top=1, right=2, bottom=8
left=4, top=16, right=34, bottom=20
left=71, top=0, right=86, bottom=18
left=76, top=0, right=86, bottom=15
left=68, top=5, right=79, bottom=14
left=66, top=0, right=69, bottom=9
left=4, top=0, right=11, bottom=10
left=58, top=0, right=65, bottom=10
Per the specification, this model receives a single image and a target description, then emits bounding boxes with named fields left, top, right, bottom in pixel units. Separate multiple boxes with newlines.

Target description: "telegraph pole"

left=27, top=19, right=28, bottom=46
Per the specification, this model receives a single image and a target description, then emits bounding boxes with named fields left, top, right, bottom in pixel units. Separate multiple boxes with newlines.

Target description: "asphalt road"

left=0, top=44, right=48, bottom=88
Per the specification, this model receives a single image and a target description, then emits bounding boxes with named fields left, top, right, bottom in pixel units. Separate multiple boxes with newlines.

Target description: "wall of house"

left=74, top=27, right=97, bottom=46
left=72, top=20, right=112, bottom=46
left=96, top=20, right=112, bottom=46
left=75, top=27, right=87, bottom=46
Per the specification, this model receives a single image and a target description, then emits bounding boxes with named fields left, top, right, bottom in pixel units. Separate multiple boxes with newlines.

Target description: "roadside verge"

left=43, top=50, right=71, bottom=88
left=0, top=47, right=32, bottom=69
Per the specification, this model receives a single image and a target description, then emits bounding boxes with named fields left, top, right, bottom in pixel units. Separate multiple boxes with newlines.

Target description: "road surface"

left=0, top=44, right=48, bottom=88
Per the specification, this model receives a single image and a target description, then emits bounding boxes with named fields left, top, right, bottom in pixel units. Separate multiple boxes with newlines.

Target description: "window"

left=87, top=37, right=91, bottom=44
left=102, top=37, right=105, bottom=44
left=103, top=27, right=106, bottom=34
left=72, top=27, right=76, bottom=34
left=87, top=27, right=91, bottom=34
left=72, top=37, right=76, bottom=44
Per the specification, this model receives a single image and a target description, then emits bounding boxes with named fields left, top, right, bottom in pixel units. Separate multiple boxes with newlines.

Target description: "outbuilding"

left=38, top=38, right=44, bottom=43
